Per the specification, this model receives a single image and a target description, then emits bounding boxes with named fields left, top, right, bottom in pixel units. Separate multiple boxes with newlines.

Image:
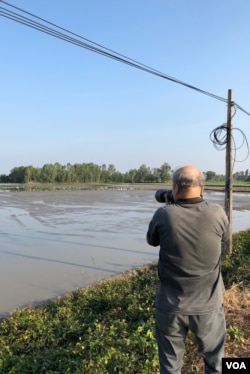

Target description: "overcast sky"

left=1, top=0, right=250, bottom=175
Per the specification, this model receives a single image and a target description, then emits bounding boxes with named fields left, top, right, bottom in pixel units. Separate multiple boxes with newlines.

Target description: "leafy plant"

left=227, top=324, right=245, bottom=344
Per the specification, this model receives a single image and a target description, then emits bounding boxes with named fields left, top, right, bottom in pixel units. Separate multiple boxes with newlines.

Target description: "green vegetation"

left=222, top=229, right=250, bottom=288
left=1, top=162, right=250, bottom=185
left=0, top=267, right=159, bottom=374
left=0, top=162, right=172, bottom=184
left=0, top=230, right=250, bottom=373
left=205, top=180, right=250, bottom=189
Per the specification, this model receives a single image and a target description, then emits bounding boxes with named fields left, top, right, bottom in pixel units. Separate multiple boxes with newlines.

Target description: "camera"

left=155, top=189, right=174, bottom=203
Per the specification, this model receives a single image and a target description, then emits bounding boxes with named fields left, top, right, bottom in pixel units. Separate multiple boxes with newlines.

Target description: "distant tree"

left=160, top=163, right=171, bottom=182
left=126, top=169, right=137, bottom=184
left=136, top=164, right=151, bottom=183
left=3, top=162, right=232, bottom=185
left=40, top=164, right=57, bottom=183
left=85, top=163, right=101, bottom=182
left=72, top=163, right=84, bottom=182
left=233, top=171, right=245, bottom=181
left=101, top=164, right=107, bottom=171
left=215, top=174, right=225, bottom=182
left=9, top=166, right=26, bottom=183
left=110, top=171, right=124, bottom=183
left=54, top=163, right=67, bottom=183
left=205, top=171, right=216, bottom=181
left=108, top=164, right=116, bottom=175
left=30, top=167, right=41, bottom=182
left=0, top=174, right=10, bottom=183
left=151, top=168, right=161, bottom=183
left=23, top=166, right=33, bottom=183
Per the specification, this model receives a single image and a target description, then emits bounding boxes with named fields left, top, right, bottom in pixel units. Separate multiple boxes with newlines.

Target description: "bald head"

left=172, top=166, right=205, bottom=199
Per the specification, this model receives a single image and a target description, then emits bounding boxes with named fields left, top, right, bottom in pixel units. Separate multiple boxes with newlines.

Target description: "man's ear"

left=173, top=183, right=179, bottom=194
left=200, top=185, right=204, bottom=197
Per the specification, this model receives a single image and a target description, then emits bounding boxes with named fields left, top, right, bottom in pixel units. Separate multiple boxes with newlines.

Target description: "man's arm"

left=146, top=215, right=160, bottom=247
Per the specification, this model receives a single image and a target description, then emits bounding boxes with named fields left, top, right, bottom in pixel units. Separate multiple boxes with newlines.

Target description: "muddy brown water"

left=1, top=189, right=250, bottom=317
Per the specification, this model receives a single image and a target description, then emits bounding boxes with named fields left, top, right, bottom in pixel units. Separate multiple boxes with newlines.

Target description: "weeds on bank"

left=0, top=267, right=159, bottom=373
left=222, top=229, right=250, bottom=287
left=227, top=325, right=245, bottom=344
left=0, top=230, right=250, bottom=373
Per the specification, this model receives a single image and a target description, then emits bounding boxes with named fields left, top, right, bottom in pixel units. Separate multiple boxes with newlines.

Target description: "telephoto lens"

left=155, top=189, right=168, bottom=203
left=155, top=189, right=174, bottom=203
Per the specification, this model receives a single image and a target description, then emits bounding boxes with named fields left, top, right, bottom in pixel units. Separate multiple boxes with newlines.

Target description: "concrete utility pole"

left=224, top=89, right=233, bottom=254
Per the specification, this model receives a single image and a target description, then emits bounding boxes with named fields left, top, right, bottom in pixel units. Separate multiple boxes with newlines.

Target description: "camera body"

left=155, top=189, right=174, bottom=203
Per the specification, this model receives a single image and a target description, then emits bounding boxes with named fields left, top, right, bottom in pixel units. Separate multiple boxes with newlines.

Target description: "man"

left=147, top=166, right=229, bottom=374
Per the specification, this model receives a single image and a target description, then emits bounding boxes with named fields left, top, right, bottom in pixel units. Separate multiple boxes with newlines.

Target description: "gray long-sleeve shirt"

left=147, top=198, right=229, bottom=314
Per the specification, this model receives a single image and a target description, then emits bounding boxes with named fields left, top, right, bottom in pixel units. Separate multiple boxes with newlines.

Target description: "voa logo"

left=226, top=361, right=247, bottom=370
left=222, top=358, right=249, bottom=372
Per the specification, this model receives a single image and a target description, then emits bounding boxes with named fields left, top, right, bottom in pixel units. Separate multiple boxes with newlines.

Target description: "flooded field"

left=1, top=189, right=250, bottom=317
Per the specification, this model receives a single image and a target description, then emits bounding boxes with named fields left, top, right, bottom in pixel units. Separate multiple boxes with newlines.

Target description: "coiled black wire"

left=210, top=124, right=228, bottom=151
left=210, top=121, right=249, bottom=165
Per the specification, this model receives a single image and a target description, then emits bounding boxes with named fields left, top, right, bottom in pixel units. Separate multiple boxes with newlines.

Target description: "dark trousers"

left=155, top=305, right=226, bottom=374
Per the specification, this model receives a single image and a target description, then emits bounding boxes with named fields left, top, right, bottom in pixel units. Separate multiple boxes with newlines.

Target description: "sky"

left=1, top=0, right=250, bottom=176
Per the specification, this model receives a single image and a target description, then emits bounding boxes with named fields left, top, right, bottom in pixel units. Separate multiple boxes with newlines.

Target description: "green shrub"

left=222, top=229, right=250, bottom=288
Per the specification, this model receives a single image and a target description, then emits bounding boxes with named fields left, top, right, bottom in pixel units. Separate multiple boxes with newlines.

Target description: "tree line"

left=0, top=162, right=172, bottom=184
left=0, top=162, right=249, bottom=184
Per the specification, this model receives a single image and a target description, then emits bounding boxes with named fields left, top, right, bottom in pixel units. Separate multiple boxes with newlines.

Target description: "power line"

left=1, top=0, right=250, bottom=116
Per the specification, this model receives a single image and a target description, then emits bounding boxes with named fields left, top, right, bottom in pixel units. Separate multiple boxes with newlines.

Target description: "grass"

left=0, top=230, right=250, bottom=373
